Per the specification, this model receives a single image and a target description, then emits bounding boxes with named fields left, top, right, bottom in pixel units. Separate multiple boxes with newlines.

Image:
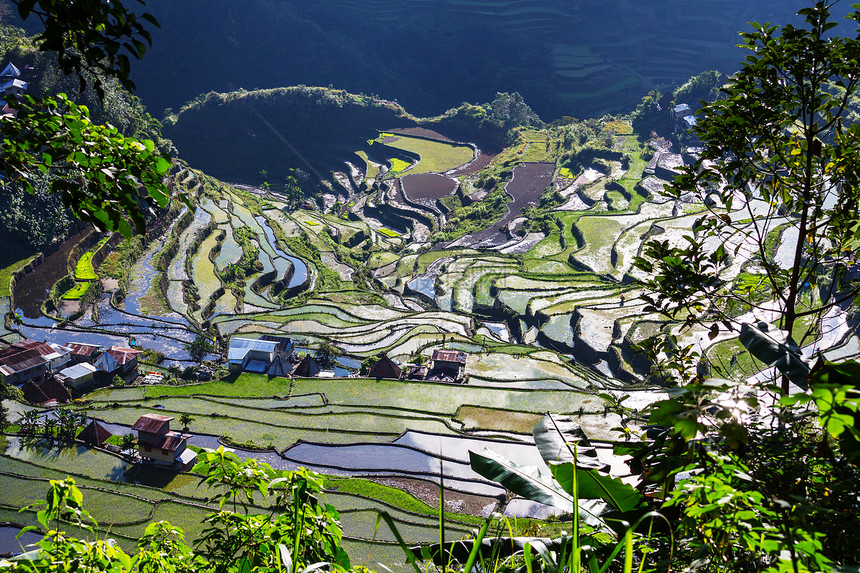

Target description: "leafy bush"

left=11, top=450, right=353, bottom=572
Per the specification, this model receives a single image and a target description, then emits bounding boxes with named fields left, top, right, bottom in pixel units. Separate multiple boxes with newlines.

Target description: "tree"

left=179, top=413, right=194, bottom=432
left=0, top=401, right=8, bottom=434
left=635, top=1, right=860, bottom=393
left=120, top=433, right=136, bottom=454
left=19, top=410, right=40, bottom=435
left=186, top=332, right=214, bottom=363
left=627, top=5, right=860, bottom=569
left=315, top=341, right=341, bottom=369
left=0, top=0, right=175, bottom=236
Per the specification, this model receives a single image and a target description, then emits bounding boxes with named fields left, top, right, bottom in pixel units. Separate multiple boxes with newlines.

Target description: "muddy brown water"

left=13, top=228, right=93, bottom=319
left=457, top=162, right=555, bottom=246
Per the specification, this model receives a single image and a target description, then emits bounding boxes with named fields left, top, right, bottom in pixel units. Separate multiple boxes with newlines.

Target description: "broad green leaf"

left=155, top=156, right=171, bottom=173
left=550, top=462, right=644, bottom=514
left=469, top=448, right=608, bottom=529
left=532, top=413, right=607, bottom=471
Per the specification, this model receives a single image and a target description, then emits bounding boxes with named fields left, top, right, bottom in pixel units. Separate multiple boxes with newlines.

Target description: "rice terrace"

left=2, top=2, right=860, bottom=570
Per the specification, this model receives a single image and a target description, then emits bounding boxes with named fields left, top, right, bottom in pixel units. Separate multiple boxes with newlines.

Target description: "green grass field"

left=378, top=135, right=474, bottom=175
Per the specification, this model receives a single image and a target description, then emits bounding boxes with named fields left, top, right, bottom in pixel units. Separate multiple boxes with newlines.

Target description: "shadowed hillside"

left=133, top=0, right=808, bottom=120
left=163, top=87, right=416, bottom=185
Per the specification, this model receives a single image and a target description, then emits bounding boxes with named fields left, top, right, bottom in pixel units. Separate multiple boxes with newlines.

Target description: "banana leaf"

left=469, top=448, right=608, bottom=529
left=739, top=322, right=810, bottom=388
left=532, top=413, right=608, bottom=472
left=550, top=462, right=645, bottom=514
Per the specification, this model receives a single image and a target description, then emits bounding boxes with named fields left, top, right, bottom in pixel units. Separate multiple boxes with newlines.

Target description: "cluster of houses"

left=0, top=338, right=141, bottom=405
left=227, top=335, right=469, bottom=383
left=369, top=349, right=468, bottom=383
left=227, top=336, right=325, bottom=377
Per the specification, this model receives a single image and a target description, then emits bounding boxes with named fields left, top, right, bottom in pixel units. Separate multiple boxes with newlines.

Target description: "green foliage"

left=8, top=453, right=354, bottom=573
left=185, top=332, right=214, bottom=363
left=672, top=70, right=723, bottom=107
left=315, top=341, right=342, bottom=369
left=192, top=448, right=351, bottom=572
left=634, top=1, right=860, bottom=395
left=1, top=93, right=173, bottom=236
left=14, top=0, right=158, bottom=98
left=0, top=179, right=72, bottom=249
left=486, top=92, right=544, bottom=129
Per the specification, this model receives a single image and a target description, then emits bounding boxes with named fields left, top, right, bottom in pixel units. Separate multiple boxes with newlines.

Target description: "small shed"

left=368, top=354, right=402, bottom=380
left=228, top=337, right=278, bottom=372
left=265, top=354, right=293, bottom=377
left=292, top=354, right=321, bottom=378
left=57, top=362, right=98, bottom=395
left=77, top=420, right=113, bottom=446
left=40, top=377, right=72, bottom=403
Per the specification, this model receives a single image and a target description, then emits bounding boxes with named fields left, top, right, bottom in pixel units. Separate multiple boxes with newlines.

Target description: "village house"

left=95, top=346, right=142, bottom=381
left=12, top=340, right=72, bottom=371
left=428, top=349, right=468, bottom=382
left=0, top=62, right=27, bottom=100
left=227, top=337, right=279, bottom=372
left=56, top=362, right=99, bottom=395
left=0, top=341, right=50, bottom=386
left=66, top=342, right=101, bottom=364
left=132, top=413, right=196, bottom=470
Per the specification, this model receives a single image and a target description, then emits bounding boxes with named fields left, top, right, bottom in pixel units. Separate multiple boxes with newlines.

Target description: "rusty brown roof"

left=107, top=346, right=142, bottom=365
left=431, top=350, right=467, bottom=364
left=158, top=431, right=189, bottom=452
left=0, top=346, right=47, bottom=373
left=67, top=343, right=100, bottom=357
left=132, top=413, right=173, bottom=433
left=13, top=339, right=56, bottom=357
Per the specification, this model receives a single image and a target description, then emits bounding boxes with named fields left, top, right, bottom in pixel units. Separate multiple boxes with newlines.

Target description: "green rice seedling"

left=74, top=251, right=98, bottom=280
left=61, top=282, right=91, bottom=300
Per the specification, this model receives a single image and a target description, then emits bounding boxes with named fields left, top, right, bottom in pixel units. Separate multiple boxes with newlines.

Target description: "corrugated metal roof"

left=67, top=343, right=100, bottom=356
left=245, top=359, right=269, bottom=373
left=13, top=339, right=56, bottom=357
left=0, top=62, right=21, bottom=77
left=132, top=413, right=173, bottom=433
left=159, top=431, right=188, bottom=452
left=228, top=337, right=278, bottom=361
left=431, top=350, right=467, bottom=364
left=107, top=346, right=141, bottom=365
left=0, top=347, right=47, bottom=373
left=59, top=362, right=97, bottom=380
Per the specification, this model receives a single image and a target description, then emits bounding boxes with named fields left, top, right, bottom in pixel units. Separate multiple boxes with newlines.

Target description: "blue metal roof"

left=227, top=337, right=278, bottom=362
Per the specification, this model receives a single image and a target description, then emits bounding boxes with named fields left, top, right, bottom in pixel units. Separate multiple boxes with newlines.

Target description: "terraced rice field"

left=10, top=110, right=852, bottom=570
left=375, top=133, right=474, bottom=175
